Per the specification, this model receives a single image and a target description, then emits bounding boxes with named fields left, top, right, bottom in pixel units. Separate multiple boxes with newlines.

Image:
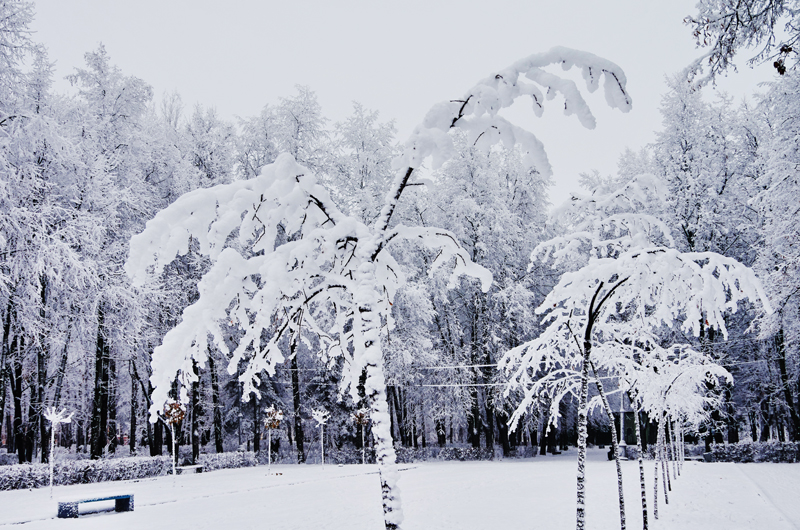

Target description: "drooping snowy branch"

left=394, top=46, right=632, bottom=177
left=126, top=154, right=491, bottom=417
left=501, top=175, right=772, bottom=429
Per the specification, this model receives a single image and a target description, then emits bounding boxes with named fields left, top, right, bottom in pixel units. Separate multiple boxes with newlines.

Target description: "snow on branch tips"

left=126, top=49, right=633, bottom=530
left=394, top=46, right=632, bottom=176
left=500, top=174, right=772, bottom=530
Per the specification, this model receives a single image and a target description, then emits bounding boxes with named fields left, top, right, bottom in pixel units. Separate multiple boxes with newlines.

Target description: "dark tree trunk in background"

left=290, top=336, right=304, bottom=462
left=130, top=362, right=138, bottom=454
left=775, top=327, right=800, bottom=440
left=435, top=419, right=446, bottom=447
left=484, top=398, right=495, bottom=453
left=253, top=395, right=260, bottom=454
left=386, top=385, right=396, bottom=444
left=51, top=322, right=72, bottom=411
left=539, top=409, right=549, bottom=456
left=37, top=277, right=49, bottom=464
left=208, top=353, right=223, bottom=453
left=90, top=305, right=109, bottom=459
left=397, top=387, right=409, bottom=446
left=108, top=357, right=118, bottom=454
left=467, top=380, right=481, bottom=448
left=152, top=420, right=163, bottom=456
left=0, top=301, right=11, bottom=456
left=497, top=412, right=511, bottom=457
left=760, top=400, right=771, bottom=442
left=11, top=336, right=25, bottom=463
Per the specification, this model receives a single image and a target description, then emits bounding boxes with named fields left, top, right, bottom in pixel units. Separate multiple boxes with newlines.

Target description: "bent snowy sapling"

left=126, top=46, right=632, bottom=530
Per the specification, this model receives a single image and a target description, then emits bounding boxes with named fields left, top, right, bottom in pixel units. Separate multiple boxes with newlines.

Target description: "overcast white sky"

left=29, top=0, right=776, bottom=206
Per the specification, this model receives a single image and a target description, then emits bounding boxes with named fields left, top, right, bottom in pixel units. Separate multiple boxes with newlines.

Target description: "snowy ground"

left=1, top=448, right=798, bottom=529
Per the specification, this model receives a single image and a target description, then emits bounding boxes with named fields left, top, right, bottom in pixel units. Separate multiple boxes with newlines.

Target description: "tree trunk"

left=153, top=420, right=163, bottom=457
left=37, top=276, right=49, bottom=464
left=130, top=361, right=138, bottom=455
left=356, top=261, right=402, bottom=530
left=90, top=304, right=109, bottom=459
left=760, top=400, right=771, bottom=442
left=497, top=412, right=511, bottom=457
left=575, top=344, right=590, bottom=530
left=191, top=361, right=202, bottom=463
left=775, top=327, right=800, bottom=440
left=252, top=394, right=260, bottom=454
left=0, top=300, right=10, bottom=456
left=435, top=419, right=446, bottom=447
left=664, top=417, right=671, bottom=492
left=467, top=380, right=481, bottom=448
left=589, top=362, right=626, bottom=530
left=11, top=336, right=25, bottom=463
left=290, top=336, right=305, bottom=462
left=653, top=420, right=659, bottom=520
left=108, top=357, right=117, bottom=454
left=633, top=405, right=648, bottom=530
left=208, top=353, right=224, bottom=453
left=658, top=418, right=668, bottom=505
left=51, top=322, right=72, bottom=411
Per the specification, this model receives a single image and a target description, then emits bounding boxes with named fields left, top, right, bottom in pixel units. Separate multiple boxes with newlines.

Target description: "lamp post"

left=44, top=408, right=73, bottom=498
left=352, top=408, right=370, bottom=465
left=312, top=409, right=330, bottom=469
left=163, top=401, right=186, bottom=486
left=264, top=405, right=283, bottom=475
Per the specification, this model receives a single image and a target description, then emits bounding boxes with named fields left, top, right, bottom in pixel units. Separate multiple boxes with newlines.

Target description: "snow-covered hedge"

left=710, top=441, right=800, bottom=463
left=395, top=446, right=495, bottom=463
left=199, top=451, right=258, bottom=471
left=0, top=456, right=172, bottom=491
left=0, top=452, right=266, bottom=491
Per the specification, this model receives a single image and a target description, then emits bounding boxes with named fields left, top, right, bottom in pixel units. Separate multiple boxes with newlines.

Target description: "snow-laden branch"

left=393, top=46, right=632, bottom=177
left=500, top=174, right=772, bottom=430
left=126, top=154, right=491, bottom=417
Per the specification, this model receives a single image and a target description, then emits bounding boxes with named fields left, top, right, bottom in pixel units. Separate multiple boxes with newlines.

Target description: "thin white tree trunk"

left=268, top=429, right=272, bottom=474
left=658, top=419, right=669, bottom=504
left=590, top=362, right=626, bottom=530
left=633, top=405, right=648, bottom=530
left=575, top=352, right=590, bottom=530
left=321, top=424, right=325, bottom=470
left=670, top=418, right=678, bottom=479
left=653, top=439, right=659, bottom=520
left=664, top=418, right=671, bottom=493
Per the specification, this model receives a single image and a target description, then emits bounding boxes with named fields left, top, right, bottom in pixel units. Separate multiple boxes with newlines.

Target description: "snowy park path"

left=0, top=449, right=798, bottom=529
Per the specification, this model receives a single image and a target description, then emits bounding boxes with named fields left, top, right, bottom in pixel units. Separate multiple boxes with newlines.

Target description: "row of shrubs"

left=0, top=451, right=262, bottom=491
left=710, top=441, right=800, bottom=463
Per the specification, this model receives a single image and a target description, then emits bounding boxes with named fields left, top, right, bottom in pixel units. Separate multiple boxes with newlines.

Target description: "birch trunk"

left=653, top=427, right=659, bottom=520
left=589, top=362, right=626, bottom=530
left=658, top=419, right=669, bottom=504
left=633, top=405, right=648, bottom=530
left=356, top=261, right=402, bottom=530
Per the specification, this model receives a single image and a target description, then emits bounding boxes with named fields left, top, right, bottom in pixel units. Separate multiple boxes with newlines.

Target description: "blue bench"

left=57, top=494, right=134, bottom=518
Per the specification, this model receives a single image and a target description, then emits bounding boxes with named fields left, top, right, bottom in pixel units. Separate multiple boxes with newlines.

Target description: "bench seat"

left=57, top=494, right=133, bottom=518
left=176, top=464, right=204, bottom=474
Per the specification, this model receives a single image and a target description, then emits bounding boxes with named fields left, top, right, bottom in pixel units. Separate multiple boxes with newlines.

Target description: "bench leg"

left=58, top=502, right=79, bottom=518
left=115, top=496, right=134, bottom=512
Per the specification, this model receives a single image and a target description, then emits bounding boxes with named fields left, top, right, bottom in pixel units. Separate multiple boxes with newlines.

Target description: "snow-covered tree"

left=686, top=0, right=800, bottom=81
left=127, top=47, right=633, bottom=530
left=501, top=174, right=771, bottom=530
left=754, top=69, right=800, bottom=440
